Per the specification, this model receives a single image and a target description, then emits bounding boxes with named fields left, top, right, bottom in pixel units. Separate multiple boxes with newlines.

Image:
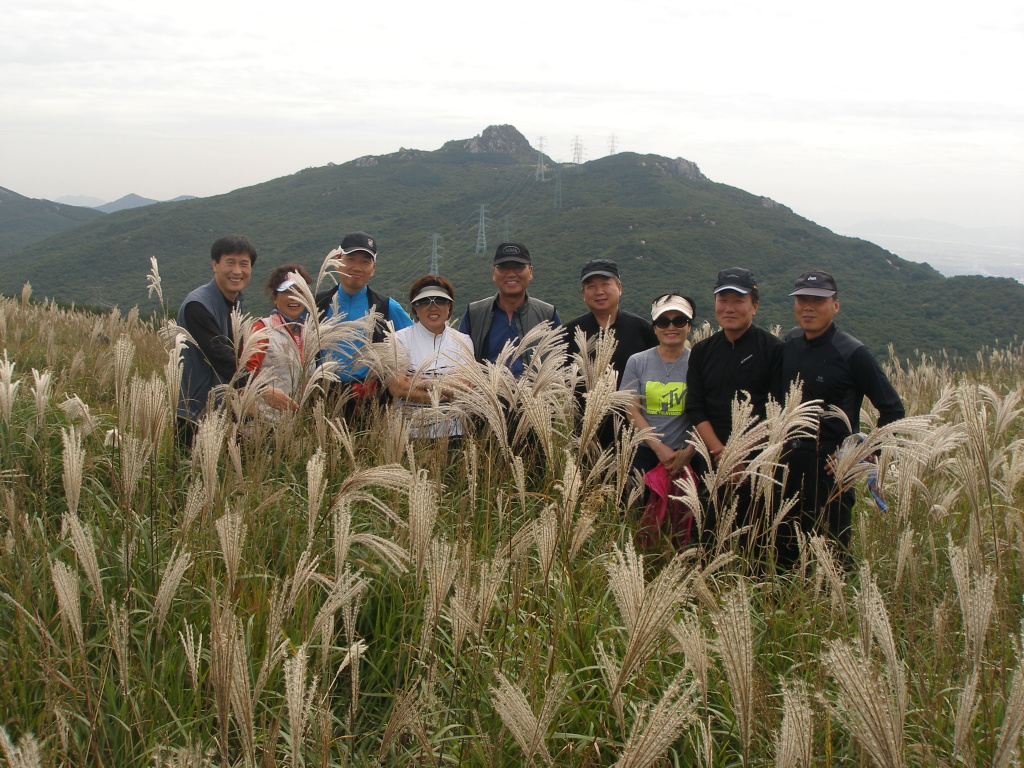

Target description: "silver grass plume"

left=50, top=558, right=84, bottom=650
left=808, top=535, right=848, bottom=620
left=669, top=611, right=711, bottom=698
left=112, top=334, right=135, bottom=421
left=181, top=479, right=206, bottom=534
left=421, top=537, right=460, bottom=654
left=0, top=351, right=19, bottom=427
left=146, top=255, right=164, bottom=307
left=894, top=527, right=914, bottom=590
left=0, top=728, right=43, bottom=768
left=30, top=368, right=51, bottom=430
left=20, top=281, right=32, bottom=307
left=380, top=687, right=427, bottom=757
left=179, top=621, right=203, bottom=692
left=992, top=627, right=1024, bottom=768
left=306, top=448, right=327, bottom=540
left=209, top=599, right=255, bottom=766
left=61, top=427, right=85, bottom=517
left=215, top=510, right=247, bottom=594
left=284, top=644, right=318, bottom=768
left=194, top=410, right=230, bottom=507
left=948, top=536, right=996, bottom=670
left=857, top=566, right=906, bottom=725
left=163, top=330, right=186, bottom=418
left=409, top=468, right=438, bottom=582
left=475, top=555, right=509, bottom=636
left=448, top=549, right=474, bottom=653
left=490, top=671, right=569, bottom=767
left=773, top=679, right=813, bottom=768
left=331, top=499, right=408, bottom=578
left=119, top=433, right=150, bottom=506
left=534, top=503, right=559, bottom=577
left=62, top=511, right=101, bottom=603
left=952, top=669, right=979, bottom=764
left=154, top=546, right=193, bottom=634
left=712, top=579, right=756, bottom=758
left=821, top=639, right=907, bottom=768
left=612, top=672, right=699, bottom=768
left=108, top=600, right=131, bottom=694
left=128, top=373, right=170, bottom=448
left=327, top=414, right=357, bottom=468
left=58, top=394, right=99, bottom=436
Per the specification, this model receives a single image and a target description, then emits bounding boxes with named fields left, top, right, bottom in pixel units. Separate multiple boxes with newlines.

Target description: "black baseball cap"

left=790, top=270, right=838, bottom=297
left=580, top=259, right=619, bottom=283
left=713, top=267, right=758, bottom=295
left=493, top=242, right=531, bottom=265
left=340, top=231, right=378, bottom=260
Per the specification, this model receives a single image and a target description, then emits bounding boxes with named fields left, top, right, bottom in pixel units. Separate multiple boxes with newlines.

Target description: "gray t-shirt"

left=619, top=347, right=692, bottom=449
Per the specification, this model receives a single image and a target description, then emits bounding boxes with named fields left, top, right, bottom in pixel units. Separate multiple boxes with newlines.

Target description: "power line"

left=535, top=136, right=546, bottom=182
left=474, top=204, right=489, bottom=253
left=554, top=166, right=562, bottom=209
left=429, top=233, right=443, bottom=275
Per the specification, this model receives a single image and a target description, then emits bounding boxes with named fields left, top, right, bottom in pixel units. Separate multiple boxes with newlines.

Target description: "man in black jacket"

left=686, top=267, right=783, bottom=553
left=777, top=270, right=905, bottom=566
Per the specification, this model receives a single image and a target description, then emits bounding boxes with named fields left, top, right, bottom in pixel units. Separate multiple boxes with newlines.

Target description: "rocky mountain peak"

left=441, top=125, right=534, bottom=156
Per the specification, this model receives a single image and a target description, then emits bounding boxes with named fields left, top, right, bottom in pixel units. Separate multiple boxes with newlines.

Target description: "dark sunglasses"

left=653, top=315, right=691, bottom=328
left=412, top=296, right=453, bottom=308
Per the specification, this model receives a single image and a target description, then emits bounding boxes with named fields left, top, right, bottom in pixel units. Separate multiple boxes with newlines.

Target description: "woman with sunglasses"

left=387, top=275, right=475, bottom=438
left=620, top=293, right=698, bottom=545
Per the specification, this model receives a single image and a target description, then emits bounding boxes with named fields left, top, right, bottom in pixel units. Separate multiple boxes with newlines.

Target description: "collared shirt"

left=323, top=286, right=413, bottom=381
left=780, top=323, right=905, bottom=444
left=459, top=296, right=561, bottom=378
left=686, top=324, right=783, bottom=445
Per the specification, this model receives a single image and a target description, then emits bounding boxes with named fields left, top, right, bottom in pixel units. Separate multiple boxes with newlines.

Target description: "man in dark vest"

left=315, top=231, right=412, bottom=414
left=563, top=258, right=657, bottom=448
left=176, top=234, right=258, bottom=446
left=458, top=242, right=559, bottom=378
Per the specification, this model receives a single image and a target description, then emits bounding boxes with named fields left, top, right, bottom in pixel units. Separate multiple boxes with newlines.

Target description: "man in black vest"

left=777, top=270, right=904, bottom=567
left=315, top=231, right=413, bottom=414
left=458, top=242, right=559, bottom=378
left=176, top=234, right=257, bottom=446
left=563, top=258, right=657, bottom=447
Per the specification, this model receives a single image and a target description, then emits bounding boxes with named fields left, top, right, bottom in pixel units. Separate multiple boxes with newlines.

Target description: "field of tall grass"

left=1, top=280, right=1022, bottom=767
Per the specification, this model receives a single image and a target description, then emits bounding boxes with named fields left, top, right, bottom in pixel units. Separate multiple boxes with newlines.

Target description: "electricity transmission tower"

left=535, top=137, right=546, bottom=181
left=608, top=134, right=617, bottom=155
left=501, top=215, right=514, bottom=241
left=429, top=233, right=443, bottom=275
left=474, top=204, right=489, bottom=253
left=571, top=135, right=584, bottom=165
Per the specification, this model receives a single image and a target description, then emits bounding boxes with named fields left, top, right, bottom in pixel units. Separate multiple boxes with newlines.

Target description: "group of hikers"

left=175, top=232, right=905, bottom=565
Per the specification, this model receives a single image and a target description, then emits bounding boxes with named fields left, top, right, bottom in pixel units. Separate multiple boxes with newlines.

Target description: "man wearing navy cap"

left=459, top=242, right=559, bottom=378
left=686, top=267, right=783, bottom=553
left=777, top=270, right=904, bottom=566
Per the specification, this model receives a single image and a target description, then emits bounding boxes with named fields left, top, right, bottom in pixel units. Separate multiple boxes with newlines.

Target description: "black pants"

left=777, top=443, right=855, bottom=568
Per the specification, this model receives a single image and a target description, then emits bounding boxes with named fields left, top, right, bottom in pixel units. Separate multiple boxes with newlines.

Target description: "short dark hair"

left=264, top=263, right=312, bottom=295
left=750, top=287, right=760, bottom=304
left=211, top=235, right=258, bottom=264
left=408, top=274, right=455, bottom=304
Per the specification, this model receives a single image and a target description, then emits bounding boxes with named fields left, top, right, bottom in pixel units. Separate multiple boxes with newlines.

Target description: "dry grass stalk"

left=58, top=394, right=99, bottom=436
left=952, top=669, right=979, bottom=763
left=669, top=611, right=710, bottom=698
left=209, top=599, right=256, bottom=766
left=146, top=255, right=164, bottom=306
left=119, top=433, right=150, bottom=505
left=0, top=727, right=43, bottom=768
left=306, top=448, right=327, bottom=540
left=50, top=558, right=84, bottom=650
left=858, top=566, right=906, bottom=725
left=194, top=410, right=230, bottom=506
left=409, top=468, right=438, bottom=582
left=948, top=538, right=996, bottom=669
left=331, top=500, right=407, bottom=580
left=712, top=579, right=755, bottom=758
left=822, top=639, right=907, bottom=768
left=154, top=546, right=192, bottom=634
left=421, top=537, right=460, bottom=654
left=215, top=511, right=247, bottom=594
left=535, top=503, right=559, bottom=577
left=808, top=536, right=847, bottom=620
left=490, top=671, right=569, bottom=767
left=62, top=511, right=102, bottom=603
left=181, top=479, right=206, bottom=535
left=894, top=527, right=914, bottom=589
left=773, top=679, right=812, bottom=768
left=379, top=687, right=427, bottom=758
left=128, top=373, right=170, bottom=448
left=613, top=672, right=699, bottom=768
left=61, top=427, right=85, bottom=517
left=112, top=335, right=135, bottom=414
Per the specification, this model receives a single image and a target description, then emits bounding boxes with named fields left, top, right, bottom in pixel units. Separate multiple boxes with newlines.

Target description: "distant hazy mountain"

left=56, top=194, right=106, bottom=208
left=2, top=125, right=1023, bottom=358
left=94, top=193, right=160, bottom=213
left=0, top=186, right=104, bottom=257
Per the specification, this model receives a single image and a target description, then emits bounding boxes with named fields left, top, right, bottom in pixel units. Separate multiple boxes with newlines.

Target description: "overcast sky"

left=3, top=0, right=1022, bottom=236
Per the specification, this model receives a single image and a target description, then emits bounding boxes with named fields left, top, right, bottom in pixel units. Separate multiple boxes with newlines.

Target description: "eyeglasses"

left=494, top=262, right=528, bottom=273
left=653, top=315, right=691, bottom=329
left=412, top=297, right=453, bottom=308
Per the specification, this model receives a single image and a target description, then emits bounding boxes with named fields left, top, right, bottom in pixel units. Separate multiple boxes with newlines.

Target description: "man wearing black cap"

left=777, top=270, right=904, bottom=566
left=458, top=242, right=559, bottom=378
left=564, top=259, right=658, bottom=384
left=315, top=231, right=413, bottom=407
left=686, top=267, right=783, bottom=550
left=564, top=259, right=657, bottom=449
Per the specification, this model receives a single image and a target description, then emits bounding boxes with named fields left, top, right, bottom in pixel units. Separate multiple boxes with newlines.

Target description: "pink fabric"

left=640, top=464, right=697, bottom=548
